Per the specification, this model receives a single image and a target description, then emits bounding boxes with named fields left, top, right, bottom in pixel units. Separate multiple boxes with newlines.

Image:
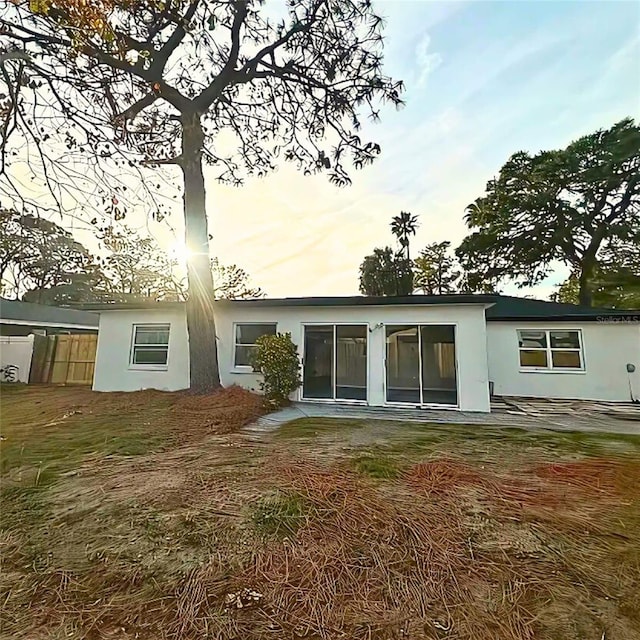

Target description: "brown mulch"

left=167, top=384, right=267, bottom=435
left=2, top=383, right=267, bottom=439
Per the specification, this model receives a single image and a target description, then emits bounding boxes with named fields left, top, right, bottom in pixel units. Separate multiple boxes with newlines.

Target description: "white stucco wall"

left=93, top=308, right=189, bottom=392
left=93, top=303, right=492, bottom=412
left=487, top=321, right=640, bottom=402
left=214, top=302, right=491, bottom=412
left=0, top=335, right=34, bottom=383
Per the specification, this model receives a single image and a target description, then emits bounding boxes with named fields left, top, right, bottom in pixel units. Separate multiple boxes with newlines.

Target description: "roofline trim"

left=487, top=314, right=640, bottom=322
left=0, top=318, right=99, bottom=330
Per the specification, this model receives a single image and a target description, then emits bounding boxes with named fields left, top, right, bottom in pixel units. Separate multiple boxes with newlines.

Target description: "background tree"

left=0, top=208, right=28, bottom=292
left=3, top=1, right=403, bottom=391
left=97, top=225, right=184, bottom=302
left=359, top=247, right=413, bottom=297
left=456, top=118, right=640, bottom=306
left=0, top=209, right=105, bottom=302
left=390, top=211, right=419, bottom=261
left=413, top=241, right=460, bottom=295
left=211, top=257, right=263, bottom=300
left=552, top=242, right=640, bottom=309
left=96, top=226, right=265, bottom=301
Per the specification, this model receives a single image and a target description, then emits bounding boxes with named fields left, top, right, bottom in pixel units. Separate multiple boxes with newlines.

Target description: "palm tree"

left=390, top=212, right=419, bottom=261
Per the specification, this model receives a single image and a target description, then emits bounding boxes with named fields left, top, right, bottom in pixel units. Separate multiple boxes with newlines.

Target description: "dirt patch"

left=2, top=390, right=640, bottom=640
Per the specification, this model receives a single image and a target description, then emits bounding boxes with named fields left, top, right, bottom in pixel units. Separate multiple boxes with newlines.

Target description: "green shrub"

left=251, top=332, right=302, bottom=408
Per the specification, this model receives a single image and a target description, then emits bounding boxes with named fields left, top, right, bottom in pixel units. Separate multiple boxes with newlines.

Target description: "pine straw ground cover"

left=1, top=387, right=640, bottom=640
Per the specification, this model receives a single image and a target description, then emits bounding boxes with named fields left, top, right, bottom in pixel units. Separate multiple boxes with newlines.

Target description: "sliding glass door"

left=385, top=325, right=457, bottom=406
left=302, top=325, right=367, bottom=401
left=303, top=326, right=334, bottom=399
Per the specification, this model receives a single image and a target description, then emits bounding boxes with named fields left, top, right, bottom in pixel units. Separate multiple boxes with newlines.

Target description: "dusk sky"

left=83, top=0, right=640, bottom=298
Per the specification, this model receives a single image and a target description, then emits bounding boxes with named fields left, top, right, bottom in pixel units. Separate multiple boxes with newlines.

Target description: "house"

left=0, top=297, right=99, bottom=336
left=85, top=295, right=640, bottom=411
left=0, top=298, right=99, bottom=383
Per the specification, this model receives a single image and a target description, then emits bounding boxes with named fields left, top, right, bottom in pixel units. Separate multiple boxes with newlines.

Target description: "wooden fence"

left=30, top=334, right=97, bottom=385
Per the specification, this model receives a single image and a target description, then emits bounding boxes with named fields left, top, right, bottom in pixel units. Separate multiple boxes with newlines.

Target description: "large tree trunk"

left=180, top=111, right=221, bottom=392
left=578, top=254, right=597, bottom=307
left=578, top=234, right=606, bottom=307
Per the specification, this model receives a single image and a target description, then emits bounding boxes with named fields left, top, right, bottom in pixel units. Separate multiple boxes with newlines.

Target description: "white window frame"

left=517, top=328, right=584, bottom=372
left=233, top=322, right=277, bottom=371
left=130, top=323, right=170, bottom=370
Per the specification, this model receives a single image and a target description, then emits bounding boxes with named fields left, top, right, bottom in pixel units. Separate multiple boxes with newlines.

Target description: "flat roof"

left=80, top=294, right=496, bottom=311
left=219, top=294, right=498, bottom=307
left=0, top=298, right=99, bottom=329
left=486, top=295, right=639, bottom=321
left=77, top=294, right=639, bottom=321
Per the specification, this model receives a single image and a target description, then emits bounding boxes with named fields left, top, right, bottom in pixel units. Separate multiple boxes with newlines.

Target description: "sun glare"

left=169, top=241, right=192, bottom=263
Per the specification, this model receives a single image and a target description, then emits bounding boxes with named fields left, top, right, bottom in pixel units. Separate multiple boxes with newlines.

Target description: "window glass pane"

left=552, top=350, right=582, bottom=368
left=336, top=325, right=367, bottom=400
left=133, top=347, right=168, bottom=365
left=235, top=345, right=257, bottom=367
left=135, top=325, right=169, bottom=345
left=420, top=325, right=457, bottom=405
left=519, top=349, right=548, bottom=367
left=303, top=326, right=334, bottom=399
left=235, top=324, right=276, bottom=345
left=518, top=330, right=547, bottom=348
left=386, top=326, right=420, bottom=403
left=550, top=331, right=580, bottom=349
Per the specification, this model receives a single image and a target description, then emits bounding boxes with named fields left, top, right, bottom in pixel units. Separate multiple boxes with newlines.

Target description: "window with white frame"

left=517, top=329, right=583, bottom=370
left=131, top=324, right=170, bottom=366
left=234, top=323, right=277, bottom=367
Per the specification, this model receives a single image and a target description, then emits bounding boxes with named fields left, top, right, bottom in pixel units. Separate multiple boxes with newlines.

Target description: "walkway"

left=247, top=399, right=640, bottom=436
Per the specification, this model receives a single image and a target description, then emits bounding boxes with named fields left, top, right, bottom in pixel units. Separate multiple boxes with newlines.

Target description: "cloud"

left=415, top=33, right=443, bottom=87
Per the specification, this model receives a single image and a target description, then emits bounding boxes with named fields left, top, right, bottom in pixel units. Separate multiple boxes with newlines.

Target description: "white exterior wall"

left=93, top=308, right=189, bottom=392
left=215, top=303, right=491, bottom=412
left=93, top=303, right=492, bottom=412
left=0, top=335, right=34, bottom=383
left=487, top=321, right=640, bottom=402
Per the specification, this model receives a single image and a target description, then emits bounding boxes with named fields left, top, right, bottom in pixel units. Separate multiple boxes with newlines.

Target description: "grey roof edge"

left=487, top=313, right=640, bottom=322
left=75, top=294, right=639, bottom=321
left=79, top=294, right=497, bottom=311
left=217, top=294, right=498, bottom=307
left=79, top=301, right=186, bottom=311
left=0, top=298, right=99, bottom=328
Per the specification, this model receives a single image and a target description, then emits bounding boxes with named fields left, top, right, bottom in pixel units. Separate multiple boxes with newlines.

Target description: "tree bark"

left=578, top=252, right=597, bottom=307
left=180, top=111, right=221, bottom=392
left=578, top=230, right=607, bottom=307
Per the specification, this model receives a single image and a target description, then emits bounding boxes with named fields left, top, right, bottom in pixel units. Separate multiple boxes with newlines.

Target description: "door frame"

left=382, top=322, right=460, bottom=409
left=300, top=322, right=370, bottom=404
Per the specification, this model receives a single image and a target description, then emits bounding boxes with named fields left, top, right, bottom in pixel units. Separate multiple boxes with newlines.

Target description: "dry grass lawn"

left=1, top=384, right=639, bottom=640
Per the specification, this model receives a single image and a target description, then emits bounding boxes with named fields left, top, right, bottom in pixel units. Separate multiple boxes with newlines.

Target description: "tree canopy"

left=456, top=118, right=640, bottom=305
left=2, top=0, right=403, bottom=391
left=97, top=224, right=184, bottom=301
left=390, top=211, right=418, bottom=261
left=0, top=208, right=103, bottom=303
left=210, top=257, right=263, bottom=300
left=358, top=246, right=413, bottom=297
left=413, top=241, right=460, bottom=295
left=1, top=210, right=264, bottom=304
left=552, top=243, right=640, bottom=309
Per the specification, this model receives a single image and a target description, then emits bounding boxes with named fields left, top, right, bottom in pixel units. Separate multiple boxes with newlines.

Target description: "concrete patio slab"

left=246, top=401, right=640, bottom=436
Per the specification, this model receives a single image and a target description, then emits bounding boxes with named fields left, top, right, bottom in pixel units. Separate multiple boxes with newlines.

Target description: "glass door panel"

left=336, top=325, right=367, bottom=400
left=302, top=326, right=334, bottom=399
left=420, top=325, right=457, bottom=405
left=386, top=326, right=420, bottom=403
